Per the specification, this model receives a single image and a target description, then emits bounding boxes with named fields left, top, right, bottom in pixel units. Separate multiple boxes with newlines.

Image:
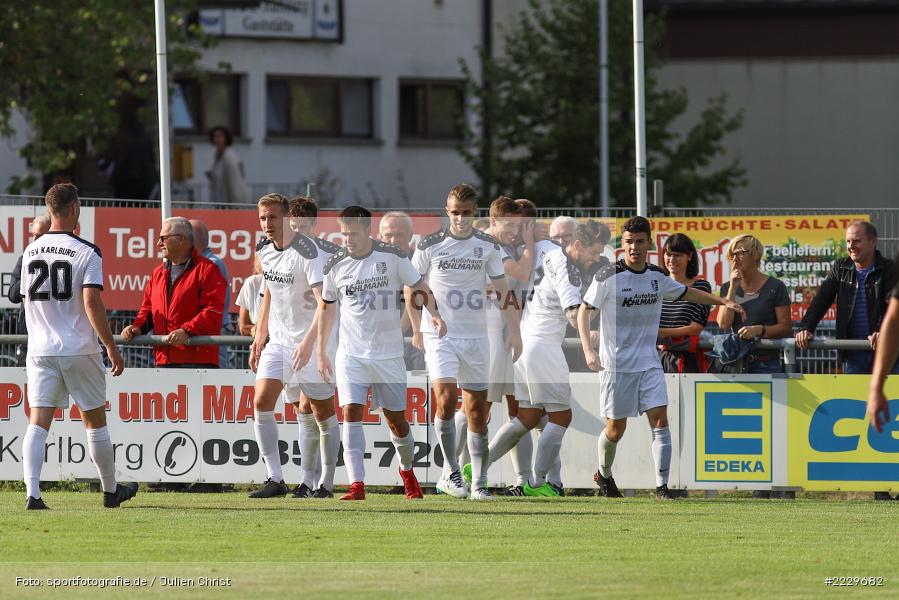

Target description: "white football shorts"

left=486, top=304, right=514, bottom=402
left=256, top=343, right=335, bottom=401
left=513, top=339, right=571, bottom=413
left=335, top=351, right=407, bottom=412
left=422, top=334, right=489, bottom=392
left=27, top=354, right=106, bottom=411
left=599, top=368, right=668, bottom=419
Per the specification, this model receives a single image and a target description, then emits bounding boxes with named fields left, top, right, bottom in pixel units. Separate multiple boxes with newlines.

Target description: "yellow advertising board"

left=787, top=376, right=899, bottom=491
left=694, top=380, right=773, bottom=483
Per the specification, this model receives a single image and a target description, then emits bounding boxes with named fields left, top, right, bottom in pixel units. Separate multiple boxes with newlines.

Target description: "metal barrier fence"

left=0, top=325, right=862, bottom=375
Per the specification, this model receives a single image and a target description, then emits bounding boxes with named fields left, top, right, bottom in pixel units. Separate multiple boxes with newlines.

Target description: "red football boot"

left=400, top=468, right=424, bottom=499
left=339, top=482, right=366, bottom=501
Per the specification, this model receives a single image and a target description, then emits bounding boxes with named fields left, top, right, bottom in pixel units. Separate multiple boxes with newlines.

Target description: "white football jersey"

left=257, top=233, right=325, bottom=347
left=235, top=274, right=264, bottom=325
left=521, top=240, right=582, bottom=342
left=322, top=241, right=422, bottom=359
left=412, top=228, right=508, bottom=338
left=21, top=231, right=104, bottom=357
left=583, top=260, right=687, bottom=372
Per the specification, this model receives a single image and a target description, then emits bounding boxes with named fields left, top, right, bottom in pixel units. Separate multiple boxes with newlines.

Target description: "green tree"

left=460, top=0, right=746, bottom=208
left=0, top=0, right=211, bottom=193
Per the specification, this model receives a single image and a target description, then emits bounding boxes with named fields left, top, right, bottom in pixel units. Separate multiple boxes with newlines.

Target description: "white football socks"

left=454, top=410, right=470, bottom=466
left=22, top=424, right=48, bottom=499
left=86, top=426, right=117, bottom=493
left=651, top=426, right=672, bottom=487
left=434, top=416, right=458, bottom=477
left=254, top=410, right=283, bottom=482
left=468, top=431, right=490, bottom=489
left=510, top=428, right=534, bottom=487
left=534, top=422, right=566, bottom=487
left=391, top=431, right=415, bottom=471
left=487, top=418, right=528, bottom=465
left=342, top=421, right=365, bottom=484
left=298, top=412, right=319, bottom=488
left=318, top=415, right=340, bottom=490
left=598, top=429, right=617, bottom=478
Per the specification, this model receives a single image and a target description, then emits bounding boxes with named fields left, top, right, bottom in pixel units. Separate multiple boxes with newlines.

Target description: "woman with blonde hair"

left=716, top=234, right=792, bottom=374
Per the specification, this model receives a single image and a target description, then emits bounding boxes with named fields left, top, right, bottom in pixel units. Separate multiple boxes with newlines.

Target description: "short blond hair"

left=727, top=234, right=764, bottom=263
left=257, top=192, right=288, bottom=214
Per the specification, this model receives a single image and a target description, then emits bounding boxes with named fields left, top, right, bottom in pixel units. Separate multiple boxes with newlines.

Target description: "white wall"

left=658, top=58, right=899, bottom=209
left=186, top=0, right=485, bottom=208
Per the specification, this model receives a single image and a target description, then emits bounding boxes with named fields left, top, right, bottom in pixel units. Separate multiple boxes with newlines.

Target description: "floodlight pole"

left=154, top=0, right=172, bottom=222
left=599, top=0, right=610, bottom=216
left=632, top=0, right=648, bottom=217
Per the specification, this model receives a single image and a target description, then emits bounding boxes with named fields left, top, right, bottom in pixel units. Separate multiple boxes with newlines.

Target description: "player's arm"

left=503, top=221, right=535, bottom=281
left=658, top=323, right=704, bottom=338
left=405, top=279, right=446, bottom=339
left=84, top=287, right=124, bottom=376
left=238, top=307, right=254, bottom=336
left=250, top=286, right=271, bottom=372
left=292, top=286, right=322, bottom=370
left=493, top=276, right=523, bottom=362
left=683, top=287, right=746, bottom=321
left=316, top=296, right=337, bottom=383
left=868, top=297, right=899, bottom=433
left=577, top=303, right=600, bottom=372
left=564, top=305, right=580, bottom=329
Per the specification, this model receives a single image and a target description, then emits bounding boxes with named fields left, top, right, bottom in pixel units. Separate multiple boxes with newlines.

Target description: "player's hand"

left=723, top=299, right=746, bottom=320
left=318, top=352, right=333, bottom=384
left=121, top=325, right=138, bottom=342
left=869, top=332, right=879, bottom=350
left=584, top=349, right=601, bottom=372
left=167, top=328, right=189, bottom=346
left=795, top=330, right=814, bottom=349
left=249, top=339, right=263, bottom=372
left=292, top=338, right=314, bottom=371
left=431, top=316, right=447, bottom=338
left=589, top=330, right=600, bottom=349
left=507, top=330, right=523, bottom=363
left=107, top=345, right=125, bottom=376
left=867, top=385, right=890, bottom=434
left=412, top=331, right=425, bottom=352
left=520, top=220, right=535, bottom=246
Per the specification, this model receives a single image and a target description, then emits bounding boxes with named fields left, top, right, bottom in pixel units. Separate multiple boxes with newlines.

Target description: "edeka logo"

left=695, top=382, right=773, bottom=482
left=787, top=377, right=899, bottom=491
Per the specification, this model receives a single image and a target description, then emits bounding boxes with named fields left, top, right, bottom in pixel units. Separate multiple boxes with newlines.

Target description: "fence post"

left=782, top=338, right=797, bottom=374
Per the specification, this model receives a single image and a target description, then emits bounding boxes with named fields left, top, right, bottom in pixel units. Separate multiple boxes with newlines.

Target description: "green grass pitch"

left=0, top=489, right=896, bottom=598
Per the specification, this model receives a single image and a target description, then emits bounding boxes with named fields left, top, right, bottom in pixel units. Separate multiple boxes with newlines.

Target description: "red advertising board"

left=93, top=208, right=442, bottom=311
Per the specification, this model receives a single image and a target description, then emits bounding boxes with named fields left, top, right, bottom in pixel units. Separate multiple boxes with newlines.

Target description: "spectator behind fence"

left=658, top=234, right=712, bottom=373
left=8, top=214, right=51, bottom=365
left=379, top=210, right=426, bottom=371
left=716, top=234, right=792, bottom=374
left=549, top=215, right=577, bottom=249
left=236, top=255, right=264, bottom=337
left=206, top=126, right=250, bottom=205
left=796, top=220, right=899, bottom=375
left=190, top=219, right=233, bottom=367
left=120, top=217, right=226, bottom=368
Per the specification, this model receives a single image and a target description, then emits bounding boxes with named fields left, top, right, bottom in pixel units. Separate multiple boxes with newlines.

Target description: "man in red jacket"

left=121, top=217, right=227, bottom=368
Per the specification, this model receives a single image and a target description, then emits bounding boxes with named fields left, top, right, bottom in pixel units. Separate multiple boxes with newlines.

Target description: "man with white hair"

left=379, top=210, right=426, bottom=371
left=549, top=216, right=577, bottom=249
left=379, top=211, right=416, bottom=257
